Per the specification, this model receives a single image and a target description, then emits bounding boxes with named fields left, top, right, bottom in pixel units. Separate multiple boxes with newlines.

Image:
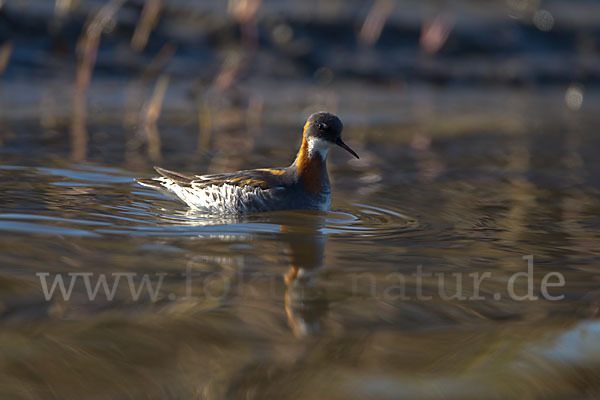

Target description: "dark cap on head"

left=307, top=112, right=344, bottom=134
left=304, top=112, right=358, bottom=159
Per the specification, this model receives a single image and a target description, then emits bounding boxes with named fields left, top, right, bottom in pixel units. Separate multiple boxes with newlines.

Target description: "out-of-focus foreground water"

left=1, top=1, right=600, bottom=399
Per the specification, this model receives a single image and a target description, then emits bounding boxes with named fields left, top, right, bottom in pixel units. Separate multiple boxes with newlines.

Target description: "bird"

left=136, top=112, right=359, bottom=214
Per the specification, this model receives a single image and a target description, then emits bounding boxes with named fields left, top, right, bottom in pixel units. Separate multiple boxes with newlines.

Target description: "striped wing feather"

left=153, top=167, right=287, bottom=190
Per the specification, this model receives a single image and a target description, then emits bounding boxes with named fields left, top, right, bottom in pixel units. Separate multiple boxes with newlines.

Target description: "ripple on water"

left=0, top=163, right=419, bottom=242
left=117, top=201, right=419, bottom=240
left=325, top=204, right=419, bottom=239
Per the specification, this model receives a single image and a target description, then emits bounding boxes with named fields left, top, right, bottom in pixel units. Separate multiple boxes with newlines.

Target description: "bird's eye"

left=317, top=123, right=328, bottom=131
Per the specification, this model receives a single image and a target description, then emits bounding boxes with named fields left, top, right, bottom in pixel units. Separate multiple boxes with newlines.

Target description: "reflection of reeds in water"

left=228, top=0, right=261, bottom=49
left=123, top=43, right=176, bottom=165
left=195, top=0, right=264, bottom=166
left=131, top=0, right=162, bottom=52
left=141, top=74, right=169, bottom=162
left=359, top=0, right=394, bottom=46
left=71, top=0, right=125, bottom=161
left=0, top=41, right=11, bottom=144
left=0, top=41, right=12, bottom=75
left=54, top=0, right=78, bottom=17
left=70, top=0, right=169, bottom=163
left=419, top=14, right=454, bottom=55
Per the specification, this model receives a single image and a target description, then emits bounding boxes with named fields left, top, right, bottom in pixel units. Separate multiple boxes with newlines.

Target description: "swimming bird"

left=136, top=112, right=359, bottom=214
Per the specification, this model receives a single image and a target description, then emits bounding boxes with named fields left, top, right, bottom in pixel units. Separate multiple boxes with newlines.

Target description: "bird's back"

left=137, top=166, right=330, bottom=214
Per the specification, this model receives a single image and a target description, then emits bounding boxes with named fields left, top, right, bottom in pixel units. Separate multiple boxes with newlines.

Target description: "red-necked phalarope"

left=136, top=112, right=359, bottom=214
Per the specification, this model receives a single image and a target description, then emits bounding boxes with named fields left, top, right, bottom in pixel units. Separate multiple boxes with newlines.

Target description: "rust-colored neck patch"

left=295, top=124, right=326, bottom=193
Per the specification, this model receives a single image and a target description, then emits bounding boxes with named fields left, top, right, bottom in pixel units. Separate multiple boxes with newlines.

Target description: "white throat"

left=307, top=137, right=330, bottom=159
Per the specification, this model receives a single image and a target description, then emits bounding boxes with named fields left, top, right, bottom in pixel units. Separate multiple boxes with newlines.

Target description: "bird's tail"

left=136, top=167, right=194, bottom=189
left=135, top=166, right=196, bottom=205
left=135, top=178, right=164, bottom=190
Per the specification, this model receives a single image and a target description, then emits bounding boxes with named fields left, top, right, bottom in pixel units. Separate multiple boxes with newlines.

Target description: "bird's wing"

left=192, top=168, right=289, bottom=190
left=152, top=167, right=289, bottom=190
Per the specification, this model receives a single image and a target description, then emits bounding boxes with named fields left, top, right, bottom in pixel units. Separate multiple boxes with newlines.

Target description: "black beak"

left=335, top=138, right=359, bottom=159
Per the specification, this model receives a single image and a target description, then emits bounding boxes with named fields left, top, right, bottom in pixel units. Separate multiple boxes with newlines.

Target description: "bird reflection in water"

left=280, top=214, right=329, bottom=337
left=175, top=209, right=330, bottom=337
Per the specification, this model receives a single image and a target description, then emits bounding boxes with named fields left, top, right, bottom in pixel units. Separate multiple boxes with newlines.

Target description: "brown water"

left=1, top=84, right=600, bottom=399
left=2, top=1, right=600, bottom=396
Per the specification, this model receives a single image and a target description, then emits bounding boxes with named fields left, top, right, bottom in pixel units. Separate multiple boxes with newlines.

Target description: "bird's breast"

left=297, top=155, right=329, bottom=194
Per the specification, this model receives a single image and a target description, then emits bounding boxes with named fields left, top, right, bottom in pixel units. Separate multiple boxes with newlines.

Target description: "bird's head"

left=303, top=112, right=359, bottom=159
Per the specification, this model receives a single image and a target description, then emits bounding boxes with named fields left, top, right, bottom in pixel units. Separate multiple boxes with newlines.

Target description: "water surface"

left=1, top=103, right=600, bottom=398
